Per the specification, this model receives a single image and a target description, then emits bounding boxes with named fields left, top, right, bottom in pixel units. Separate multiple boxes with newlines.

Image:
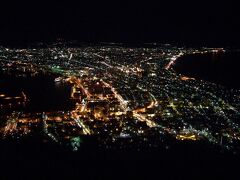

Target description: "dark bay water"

left=0, top=72, right=74, bottom=113
left=173, top=51, right=240, bottom=89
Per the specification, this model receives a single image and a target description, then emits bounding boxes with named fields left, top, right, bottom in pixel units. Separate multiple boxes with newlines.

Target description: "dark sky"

left=0, top=1, right=239, bottom=46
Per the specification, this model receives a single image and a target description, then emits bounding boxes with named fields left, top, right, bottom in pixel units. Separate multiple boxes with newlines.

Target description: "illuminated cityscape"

left=0, top=0, right=240, bottom=178
left=0, top=44, right=239, bottom=154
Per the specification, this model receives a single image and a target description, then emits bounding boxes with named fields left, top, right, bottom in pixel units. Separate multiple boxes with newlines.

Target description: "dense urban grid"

left=0, top=43, right=240, bottom=152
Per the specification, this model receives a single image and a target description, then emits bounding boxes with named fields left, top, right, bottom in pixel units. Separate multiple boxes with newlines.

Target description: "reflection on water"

left=173, top=51, right=240, bottom=89
left=0, top=72, right=74, bottom=113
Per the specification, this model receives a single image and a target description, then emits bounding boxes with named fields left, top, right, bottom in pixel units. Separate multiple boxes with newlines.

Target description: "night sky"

left=0, top=1, right=239, bottom=46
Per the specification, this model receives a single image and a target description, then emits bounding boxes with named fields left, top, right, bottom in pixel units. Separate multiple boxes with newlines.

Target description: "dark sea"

left=0, top=72, right=74, bottom=114
left=173, top=51, right=240, bottom=89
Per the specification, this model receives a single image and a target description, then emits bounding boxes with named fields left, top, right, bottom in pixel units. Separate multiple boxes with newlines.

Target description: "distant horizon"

left=1, top=39, right=240, bottom=48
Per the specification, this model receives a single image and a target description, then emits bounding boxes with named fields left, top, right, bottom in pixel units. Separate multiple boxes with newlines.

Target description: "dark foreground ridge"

left=0, top=138, right=239, bottom=180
